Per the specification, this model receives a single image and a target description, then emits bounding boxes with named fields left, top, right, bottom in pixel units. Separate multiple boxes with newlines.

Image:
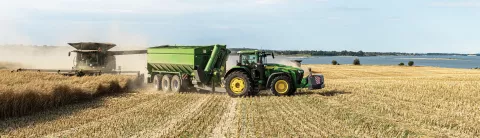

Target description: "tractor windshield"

left=240, top=54, right=257, bottom=66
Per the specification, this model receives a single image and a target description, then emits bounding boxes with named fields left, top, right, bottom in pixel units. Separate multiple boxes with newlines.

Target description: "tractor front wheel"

left=270, top=76, right=294, bottom=96
left=225, top=71, right=252, bottom=97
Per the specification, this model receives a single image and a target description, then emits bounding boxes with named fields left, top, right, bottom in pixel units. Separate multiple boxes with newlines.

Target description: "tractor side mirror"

left=68, top=52, right=71, bottom=57
left=236, top=60, right=241, bottom=66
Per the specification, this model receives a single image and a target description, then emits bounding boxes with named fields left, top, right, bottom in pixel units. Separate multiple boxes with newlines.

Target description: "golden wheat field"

left=0, top=70, right=136, bottom=119
left=2, top=65, right=480, bottom=137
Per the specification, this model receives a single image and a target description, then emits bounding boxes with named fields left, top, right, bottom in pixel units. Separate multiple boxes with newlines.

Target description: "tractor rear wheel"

left=162, top=75, right=172, bottom=92
left=225, top=71, right=252, bottom=97
left=153, top=74, right=162, bottom=91
left=171, top=75, right=181, bottom=92
left=270, top=75, right=294, bottom=96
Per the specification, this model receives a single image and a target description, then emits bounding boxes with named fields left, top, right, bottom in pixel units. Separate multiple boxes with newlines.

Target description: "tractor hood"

left=264, top=63, right=304, bottom=72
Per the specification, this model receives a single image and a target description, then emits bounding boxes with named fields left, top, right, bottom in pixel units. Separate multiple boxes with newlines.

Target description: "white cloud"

left=256, top=0, right=288, bottom=4
left=430, top=1, right=480, bottom=7
left=0, top=0, right=295, bottom=14
left=1, top=0, right=329, bottom=15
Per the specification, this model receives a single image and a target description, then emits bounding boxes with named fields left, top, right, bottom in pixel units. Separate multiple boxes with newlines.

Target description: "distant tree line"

left=229, top=48, right=478, bottom=56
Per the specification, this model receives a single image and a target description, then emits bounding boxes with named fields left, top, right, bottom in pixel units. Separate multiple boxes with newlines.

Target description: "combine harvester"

left=17, top=42, right=147, bottom=78
left=146, top=44, right=325, bottom=97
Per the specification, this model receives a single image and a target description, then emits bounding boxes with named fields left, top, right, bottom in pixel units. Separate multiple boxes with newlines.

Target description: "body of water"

left=287, top=56, right=480, bottom=69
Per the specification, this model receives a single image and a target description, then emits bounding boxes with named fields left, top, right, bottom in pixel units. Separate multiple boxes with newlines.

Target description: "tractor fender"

left=266, top=72, right=292, bottom=88
left=225, top=67, right=251, bottom=78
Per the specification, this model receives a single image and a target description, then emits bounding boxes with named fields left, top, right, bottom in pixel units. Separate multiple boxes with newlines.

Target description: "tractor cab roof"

left=68, top=42, right=116, bottom=51
left=237, top=50, right=258, bottom=54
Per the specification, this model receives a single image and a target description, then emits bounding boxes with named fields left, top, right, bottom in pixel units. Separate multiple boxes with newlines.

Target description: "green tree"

left=357, top=50, right=365, bottom=56
left=408, top=61, right=414, bottom=66
left=332, top=60, right=338, bottom=65
left=353, top=58, right=361, bottom=65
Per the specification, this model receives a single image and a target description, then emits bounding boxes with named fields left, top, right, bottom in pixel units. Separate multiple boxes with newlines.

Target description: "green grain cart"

left=146, top=44, right=325, bottom=97
left=147, top=45, right=230, bottom=92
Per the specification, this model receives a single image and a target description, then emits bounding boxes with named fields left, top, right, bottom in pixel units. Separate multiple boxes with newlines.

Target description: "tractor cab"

left=236, top=50, right=274, bottom=66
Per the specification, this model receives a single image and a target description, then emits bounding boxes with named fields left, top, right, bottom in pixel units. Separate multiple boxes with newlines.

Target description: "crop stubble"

left=1, top=65, right=480, bottom=137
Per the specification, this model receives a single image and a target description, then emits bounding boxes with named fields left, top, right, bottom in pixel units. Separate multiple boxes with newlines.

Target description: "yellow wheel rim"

left=275, top=80, right=289, bottom=94
left=230, top=77, right=245, bottom=94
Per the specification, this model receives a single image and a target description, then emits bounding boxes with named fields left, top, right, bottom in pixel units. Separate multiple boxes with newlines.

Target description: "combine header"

left=17, top=42, right=147, bottom=77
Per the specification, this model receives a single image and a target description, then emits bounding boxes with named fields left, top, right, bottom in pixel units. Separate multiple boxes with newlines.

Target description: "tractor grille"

left=297, top=72, right=304, bottom=84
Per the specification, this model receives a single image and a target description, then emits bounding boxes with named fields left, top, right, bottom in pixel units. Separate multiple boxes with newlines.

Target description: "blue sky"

left=1, top=0, right=479, bottom=53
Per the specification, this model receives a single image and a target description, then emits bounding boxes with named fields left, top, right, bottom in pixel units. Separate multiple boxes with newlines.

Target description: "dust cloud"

left=0, top=45, right=74, bottom=69
left=110, top=46, right=149, bottom=75
left=0, top=45, right=149, bottom=72
left=0, top=22, right=151, bottom=72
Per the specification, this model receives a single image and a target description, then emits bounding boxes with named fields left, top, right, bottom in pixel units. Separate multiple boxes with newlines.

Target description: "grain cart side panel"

left=147, top=47, right=196, bottom=76
left=146, top=45, right=230, bottom=92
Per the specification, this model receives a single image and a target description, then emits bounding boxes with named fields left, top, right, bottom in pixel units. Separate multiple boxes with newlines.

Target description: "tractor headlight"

left=298, top=70, right=304, bottom=74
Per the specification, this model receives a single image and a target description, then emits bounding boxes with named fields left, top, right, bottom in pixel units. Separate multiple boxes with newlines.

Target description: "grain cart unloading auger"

left=146, top=45, right=325, bottom=97
left=17, top=42, right=147, bottom=78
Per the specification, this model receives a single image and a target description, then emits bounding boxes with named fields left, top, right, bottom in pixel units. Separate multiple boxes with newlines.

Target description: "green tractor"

left=224, top=50, right=325, bottom=97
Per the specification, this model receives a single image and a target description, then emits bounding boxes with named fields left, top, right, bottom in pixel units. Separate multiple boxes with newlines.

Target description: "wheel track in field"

left=131, top=95, right=210, bottom=137
left=211, top=98, right=237, bottom=138
left=329, top=83, right=455, bottom=136
left=279, top=97, right=325, bottom=137
left=299, top=96, right=373, bottom=137
left=334, top=88, right=473, bottom=137
left=43, top=92, right=176, bottom=138
left=275, top=97, right=331, bottom=137
left=252, top=98, right=271, bottom=137
left=170, top=96, right=228, bottom=137
left=272, top=97, right=300, bottom=136
left=297, top=96, right=359, bottom=137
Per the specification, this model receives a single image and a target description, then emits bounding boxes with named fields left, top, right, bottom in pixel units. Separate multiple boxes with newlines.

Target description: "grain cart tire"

left=225, top=71, right=252, bottom=97
left=162, top=75, right=172, bottom=92
left=153, top=74, right=162, bottom=91
left=171, top=75, right=181, bottom=93
left=270, top=75, right=294, bottom=96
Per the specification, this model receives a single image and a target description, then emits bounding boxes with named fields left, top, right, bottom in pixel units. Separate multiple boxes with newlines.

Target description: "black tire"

left=270, top=75, right=294, bottom=96
left=162, top=75, right=172, bottom=92
left=225, top=71, right=252, bottom=97
left=171, top=75, right=181, bottom=93
left=153, top=74, right=162, bottom=91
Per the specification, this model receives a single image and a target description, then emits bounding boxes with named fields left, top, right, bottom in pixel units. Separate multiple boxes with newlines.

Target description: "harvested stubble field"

left=0, top=70, right=136, bottom=119
left=2, top=65, right=480, bottom=137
